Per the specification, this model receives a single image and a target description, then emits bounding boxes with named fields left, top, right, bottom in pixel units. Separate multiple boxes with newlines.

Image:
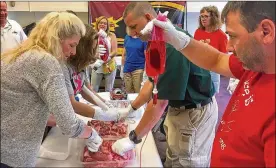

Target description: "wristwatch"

left=129, top=130, right=142, bottom=144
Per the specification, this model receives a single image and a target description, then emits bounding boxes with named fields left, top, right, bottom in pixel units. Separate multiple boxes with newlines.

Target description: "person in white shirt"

left=0, top=1, right=27, bottom=53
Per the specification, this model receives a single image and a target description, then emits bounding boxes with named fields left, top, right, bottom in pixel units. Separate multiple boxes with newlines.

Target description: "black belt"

left=170, top=97, right=213, bottom=110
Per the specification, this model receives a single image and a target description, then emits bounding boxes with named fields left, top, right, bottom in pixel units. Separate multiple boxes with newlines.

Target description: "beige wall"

left=8, top=11, right=89, bottom=28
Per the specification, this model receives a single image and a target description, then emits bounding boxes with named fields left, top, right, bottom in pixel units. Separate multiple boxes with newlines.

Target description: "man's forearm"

left=180, top=39, right=233, bottom=78
left=131, top=80, right=153, bottom=109
left=135, top=99, right=168, bottom=139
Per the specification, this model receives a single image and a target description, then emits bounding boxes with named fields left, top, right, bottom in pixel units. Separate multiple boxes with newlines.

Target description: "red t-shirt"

left=194, top=28, right=228, bottom=53
left=211, top=55, right=275, bottom=167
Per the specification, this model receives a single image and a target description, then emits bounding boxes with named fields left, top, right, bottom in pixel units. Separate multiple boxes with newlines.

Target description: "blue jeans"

left=210, top=72, right=220, bottom=94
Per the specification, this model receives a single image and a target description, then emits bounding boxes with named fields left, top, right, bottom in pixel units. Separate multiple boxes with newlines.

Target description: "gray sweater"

left=1, top=49, right=86, bottom=167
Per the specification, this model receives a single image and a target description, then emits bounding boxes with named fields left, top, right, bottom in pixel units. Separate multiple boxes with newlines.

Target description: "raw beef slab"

left=88, top=120, right=128, bottom=139
left=82, top=140, right=134, bottom=167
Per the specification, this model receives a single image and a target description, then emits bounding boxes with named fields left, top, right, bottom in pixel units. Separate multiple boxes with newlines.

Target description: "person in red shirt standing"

left=194, top=6, right=228, bottom=94
left=140, top=1, right=275, bottom=167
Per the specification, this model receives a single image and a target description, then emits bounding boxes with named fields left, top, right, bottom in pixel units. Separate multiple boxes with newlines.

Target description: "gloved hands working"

left=112, top=137, right=135, bottom=156
left=117, top=104, right=136, bottom=121
left=140, top=11, right=191, bottom=51
left=93, top=105, right=137, bottom=122
left=93, top=107, right=120, bottom=121
left=86, top=128, right=103, bottom=152
left=105, top=101, right=115, bottom=108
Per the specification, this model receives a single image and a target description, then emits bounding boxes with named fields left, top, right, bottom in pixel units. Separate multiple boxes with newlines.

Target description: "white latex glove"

left=117, top=104, right=135, bottom=120
left=86, top=128, right=103, bottom=152
left=111, top=137, right=135, bottom=156
left=120, top=65, right=124, bottom=79
left=105, top=101, right=115, bottom=108
left=98, top=44, right=107, bottom=57
left=94, top=108, right=119, bottom=121
left=98, top=29, right=108, bottom=38
left=140, top=11, right=191, bottom=51
left=92, top=59, right=104, bottom=70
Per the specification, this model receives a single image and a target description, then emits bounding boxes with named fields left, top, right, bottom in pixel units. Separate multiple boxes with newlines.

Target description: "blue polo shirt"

left=123, top=35, right=147, bottom=73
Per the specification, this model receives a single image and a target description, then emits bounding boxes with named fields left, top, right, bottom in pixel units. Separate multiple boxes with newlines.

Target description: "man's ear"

left=260, top=19, right=275, bottom=45
left=145, top=13, right=154, bottom=21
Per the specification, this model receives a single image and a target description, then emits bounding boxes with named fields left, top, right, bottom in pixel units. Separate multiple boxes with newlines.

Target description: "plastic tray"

left=78, top=139, right=136, bottom=168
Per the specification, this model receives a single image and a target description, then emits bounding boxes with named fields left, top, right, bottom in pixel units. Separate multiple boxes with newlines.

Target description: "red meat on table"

left=82, top=140, right=134, bottom=167
left=87, top=120, right=128, bottom=139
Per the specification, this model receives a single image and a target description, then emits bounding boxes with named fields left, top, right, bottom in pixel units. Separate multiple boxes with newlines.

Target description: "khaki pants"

left=164, top=97, right=218, bottom=167
left=123, top=69, right=144, bottom=93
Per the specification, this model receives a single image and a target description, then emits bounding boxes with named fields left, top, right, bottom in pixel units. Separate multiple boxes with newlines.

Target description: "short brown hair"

left=221, top=1, right=275, bottom=33
left=123, top=2, right=157, bottom=19
left=198, top=6, right=222, bottom=31
left=67, top=24, right=98, bottom=72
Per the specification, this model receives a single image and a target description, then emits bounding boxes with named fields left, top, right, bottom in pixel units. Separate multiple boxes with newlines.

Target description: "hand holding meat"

left=111, top=137, right=135, bottom=156
left=86, top=128, right=103, bottom=152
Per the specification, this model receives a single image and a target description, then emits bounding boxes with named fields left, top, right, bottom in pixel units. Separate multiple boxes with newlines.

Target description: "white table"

left=36, top=93, right=162, bottom=167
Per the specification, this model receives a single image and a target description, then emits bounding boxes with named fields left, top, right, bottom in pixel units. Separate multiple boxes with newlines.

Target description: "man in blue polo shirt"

left=121, top=27, right=147, bottom=93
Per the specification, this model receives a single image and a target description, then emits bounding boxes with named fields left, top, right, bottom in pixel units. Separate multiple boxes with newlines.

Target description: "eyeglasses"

left=99, top=21, right=107, bottom=25
left=199, top=15, right=210, bottom=19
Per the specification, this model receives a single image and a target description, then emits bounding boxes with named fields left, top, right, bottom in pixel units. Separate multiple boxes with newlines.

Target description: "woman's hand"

left=46, top=114, right=56, bottom=126
left=98, top=29, right=108, bottom=38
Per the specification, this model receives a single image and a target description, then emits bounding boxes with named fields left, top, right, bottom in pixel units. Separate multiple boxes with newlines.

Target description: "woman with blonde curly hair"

left=91, top=16, right=118, bottom=92
left=194, top=5, right=228, bottom=94
left=1, top=12, right=103, bottom=167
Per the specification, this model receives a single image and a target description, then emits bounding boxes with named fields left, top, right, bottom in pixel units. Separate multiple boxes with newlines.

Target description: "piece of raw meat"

left=88, top=120, right=128, bottom=139
left=82, top=140, right=134, bottom=167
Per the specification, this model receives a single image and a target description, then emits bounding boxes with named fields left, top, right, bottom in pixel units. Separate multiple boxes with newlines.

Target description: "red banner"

left=89, top=1, right=186, bottom=55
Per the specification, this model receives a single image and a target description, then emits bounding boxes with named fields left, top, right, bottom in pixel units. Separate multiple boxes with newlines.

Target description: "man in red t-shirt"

left=140, top=1, right=275, bottom=167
